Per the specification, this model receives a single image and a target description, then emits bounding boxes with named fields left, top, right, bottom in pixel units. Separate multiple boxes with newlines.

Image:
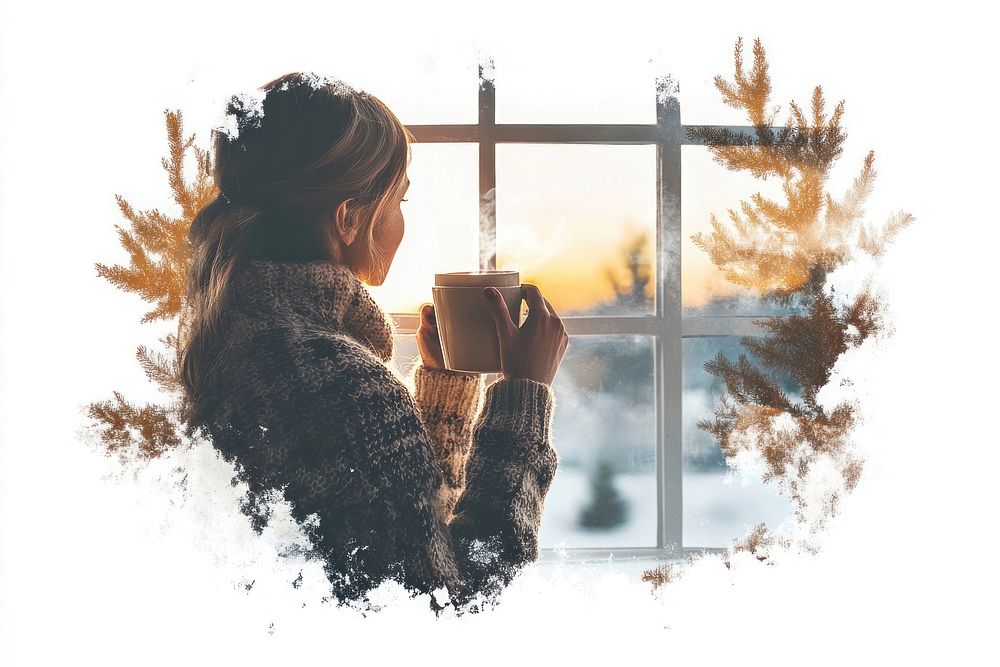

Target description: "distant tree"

left=85, top=109, right=214, bottom=460
left=564, top=228, right=654, bottom=397
left=602, top=229, right=653, bottom=313
left=687, top=37, right=914, bottom=537
left=554, top=229, right=656, bottom=474
left=578, top=459, right=629, bottom=530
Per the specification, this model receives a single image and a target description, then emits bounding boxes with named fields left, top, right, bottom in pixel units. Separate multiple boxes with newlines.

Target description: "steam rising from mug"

left=478, top=188, right=566, bottom=276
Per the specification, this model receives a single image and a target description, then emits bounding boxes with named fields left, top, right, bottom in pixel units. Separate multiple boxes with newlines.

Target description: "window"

left=384, top=57, right=797, bottom=561
left=681, top=336, right=797, bottom=548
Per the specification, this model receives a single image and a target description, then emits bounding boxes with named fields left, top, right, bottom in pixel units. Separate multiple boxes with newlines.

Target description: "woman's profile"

left=176, top=72, right=568, bottom=615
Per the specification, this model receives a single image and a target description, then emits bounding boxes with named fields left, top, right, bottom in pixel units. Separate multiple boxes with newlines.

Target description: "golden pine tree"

left=689, top=37, right=914, bottom=533
left=85, top=109, right=215, bottom=459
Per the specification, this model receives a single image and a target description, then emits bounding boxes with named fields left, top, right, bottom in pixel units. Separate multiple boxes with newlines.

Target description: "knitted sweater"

left=193, top=259, right=558, bottom=614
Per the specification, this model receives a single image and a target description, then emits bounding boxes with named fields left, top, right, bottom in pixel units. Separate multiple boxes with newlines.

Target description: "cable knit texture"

left=194, top=258, right=558, bottom=614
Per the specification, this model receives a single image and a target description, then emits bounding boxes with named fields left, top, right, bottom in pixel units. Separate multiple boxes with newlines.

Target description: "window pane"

left=682, top=336, right=796, bottom=548
left=681, top=146, right=808, bottom=317
left=368, top=143, right=480, bottom=314
left=496, top=144, right=656, bottom=316
left=494, top=49, right=658, bottom=124
left=539, top=335, right=656, bottom=549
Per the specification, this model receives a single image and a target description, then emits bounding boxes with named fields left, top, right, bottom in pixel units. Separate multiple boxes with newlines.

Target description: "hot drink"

left=432, top=270, right=522, bottom=373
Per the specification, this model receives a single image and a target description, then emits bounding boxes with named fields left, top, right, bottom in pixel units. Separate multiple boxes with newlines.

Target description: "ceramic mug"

left=432, top=270, right=522, bottom=373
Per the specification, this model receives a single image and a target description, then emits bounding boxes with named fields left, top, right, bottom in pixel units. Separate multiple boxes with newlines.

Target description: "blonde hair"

left=179, top=71, right=414, bottom=428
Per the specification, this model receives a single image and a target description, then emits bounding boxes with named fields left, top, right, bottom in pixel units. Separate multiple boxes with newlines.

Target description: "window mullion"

left=479, top=58, right=497, bottom=272
left=656, top=84, right=684, bottom=554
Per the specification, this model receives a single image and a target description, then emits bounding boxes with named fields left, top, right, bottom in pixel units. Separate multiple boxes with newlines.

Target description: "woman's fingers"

left=417, top=304, right=447, bottom=370
left=421, top=303, right=436, bottom=327
left=483, top=287, right=517, bottom=343
left=521, top=283, right=549, bottom=319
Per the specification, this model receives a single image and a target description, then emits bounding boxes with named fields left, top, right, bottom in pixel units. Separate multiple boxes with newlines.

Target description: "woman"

left=177, top=72, right=568, bottom=615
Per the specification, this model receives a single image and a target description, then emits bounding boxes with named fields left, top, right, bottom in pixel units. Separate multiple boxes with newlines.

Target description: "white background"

left=2, top=0, right=998, bottom=663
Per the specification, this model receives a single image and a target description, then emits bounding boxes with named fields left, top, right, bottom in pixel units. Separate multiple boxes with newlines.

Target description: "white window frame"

left=390, top=58, right=785, bottom=563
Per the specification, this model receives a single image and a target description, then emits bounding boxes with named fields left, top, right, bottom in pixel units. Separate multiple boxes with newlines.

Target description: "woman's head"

left=180, top=72, right=413, bottom=427
left=188, top=71, right=414, bottom=283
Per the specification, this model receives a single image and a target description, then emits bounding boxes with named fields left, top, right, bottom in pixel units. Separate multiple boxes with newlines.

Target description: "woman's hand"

left=483, top=283, right=568, bottom=387
left=416, top=303, right=447, bottom=370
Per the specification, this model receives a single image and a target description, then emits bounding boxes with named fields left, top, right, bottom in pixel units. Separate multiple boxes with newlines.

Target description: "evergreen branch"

left=729, top=522, right=791, bottom=565
left=827, top=151, right=876, bottom=234
left=705, top=351, right=793, bottom=412
left=858, top=210, right=916, bottom=258
left=135, top=210, right=179, bottom=254
left=696, top=394, right=740, bottom=454
left=641, top=562, right=677, bottom=589
left=747, top=38, right=775, bottom=129
left=827, top=98, right=846, bottom=137
left=842, top=286, right=883, bottom=345
left=810, top=86, right=827, bottom=133
left=87, top=108, right=215, bottom=460
left=114, top=194, right=141, bottom=228
left=112, top=224, right=151, bottom=267
left=713, top=36, right=746, bottom=110
left=136, top=343, right=183, bottom=394
left=85, top=391, right=185, bottom=460
left=95, top=262, right=169, bottom=307
left=743, top=283, right=847, bottom=395
left=139, top=294, right=182, bottom=324
left=790, top=99, right=808, bottom=137
left=163, top=109, right=199, bottom=221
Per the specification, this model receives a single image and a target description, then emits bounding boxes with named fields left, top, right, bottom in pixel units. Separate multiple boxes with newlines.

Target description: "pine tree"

left=85, top=110, right=215, bottom=460
left=561, top=229, right=656, bottom=471
left=688, top=37, right=914, bottom=536
left=602, top=229, right=653, bottom=313
left=566, top=228, right=655, bottom=394
left=578, top=459, right=629, bottom=530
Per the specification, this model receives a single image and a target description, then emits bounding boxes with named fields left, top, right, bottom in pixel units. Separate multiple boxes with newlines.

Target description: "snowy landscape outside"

left=391, top=292, right=804, bottom=551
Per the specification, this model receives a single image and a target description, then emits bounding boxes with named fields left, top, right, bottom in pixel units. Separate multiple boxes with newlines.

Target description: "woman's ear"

left=334, top=199, right=359, bottom=246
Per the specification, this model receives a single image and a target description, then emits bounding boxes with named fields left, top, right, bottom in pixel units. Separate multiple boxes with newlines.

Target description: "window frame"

left=390, top=58, right=785, bottom=563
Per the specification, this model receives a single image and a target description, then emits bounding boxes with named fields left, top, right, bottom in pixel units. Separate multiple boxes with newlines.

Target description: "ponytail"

left=177, top=71, right=413, bottom=430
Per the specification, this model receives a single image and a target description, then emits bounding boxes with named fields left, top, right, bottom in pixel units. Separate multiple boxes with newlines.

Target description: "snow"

left=539, top=466, right=795, bottom=550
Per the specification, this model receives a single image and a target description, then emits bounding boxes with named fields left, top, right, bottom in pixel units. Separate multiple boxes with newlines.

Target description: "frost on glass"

left=682, top=336, right=796, bottom=548
left=539, top=335, right=657, bottom=549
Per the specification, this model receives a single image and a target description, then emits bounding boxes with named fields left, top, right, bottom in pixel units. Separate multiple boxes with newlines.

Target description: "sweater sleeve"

left=446, top=376, right=559, bottom=610
left=291, top=338, right=558, bottom=614
left=411, top=364, right=485, bottom=522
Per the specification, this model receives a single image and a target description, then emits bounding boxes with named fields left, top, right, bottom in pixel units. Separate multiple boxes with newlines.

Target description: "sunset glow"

left=369, top=143, right=762, bottom=315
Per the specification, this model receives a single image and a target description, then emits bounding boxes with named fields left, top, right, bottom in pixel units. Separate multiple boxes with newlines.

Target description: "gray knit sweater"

left=193, top=259, right=558, bottom=614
